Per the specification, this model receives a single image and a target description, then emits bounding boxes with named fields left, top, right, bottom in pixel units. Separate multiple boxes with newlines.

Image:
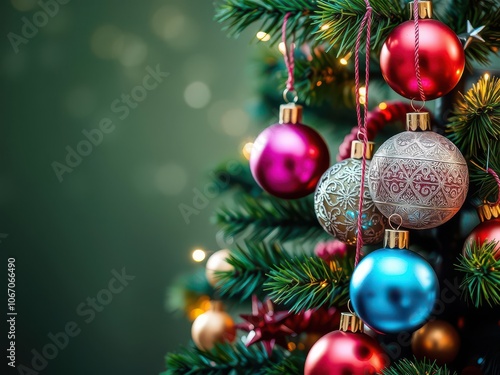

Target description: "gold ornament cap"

left=477, top=202, right=500, bottom=222
left=209, top=300, right=225, bottom=312
left=351, top=141, right=375, bottom=160
left=408, top=1, right=433, bottom=19
left=339, top=313, right=364, bottom=333
left=407, top=112, right=431, bottom=131
left=384, top=229, right=410, bottom=249
left=280, top=103, right=303, bottom=124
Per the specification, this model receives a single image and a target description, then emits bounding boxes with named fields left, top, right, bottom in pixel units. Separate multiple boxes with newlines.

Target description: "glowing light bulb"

left=256, top=31, right=271, bottom=42
left=242, top=142, right=253, bottom=160
left=192, top=249, right=206, bottom=262
left=484, top=73, right=490, bottom=80
left=378, top=102, right=388, bottom=110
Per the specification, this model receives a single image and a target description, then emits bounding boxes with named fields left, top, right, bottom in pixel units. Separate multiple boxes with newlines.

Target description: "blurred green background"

left=0, top=1, right=256, bottom=374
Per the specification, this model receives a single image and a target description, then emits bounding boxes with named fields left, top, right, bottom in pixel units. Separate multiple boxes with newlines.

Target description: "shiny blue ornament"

left=350, top=248, right=438, bottom=334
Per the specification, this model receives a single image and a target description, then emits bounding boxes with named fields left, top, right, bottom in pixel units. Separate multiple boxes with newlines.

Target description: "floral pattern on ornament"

left=368, top=131, right=468, bottom=230
left=314, top=159, right=387, bottom=245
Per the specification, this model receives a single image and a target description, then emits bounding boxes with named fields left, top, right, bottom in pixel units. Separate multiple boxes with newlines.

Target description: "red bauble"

left=304, top=331, right=387, bottom=375
left=380, top=19, right=465, bottom=100
left=463, top=219, right=500, bottom=259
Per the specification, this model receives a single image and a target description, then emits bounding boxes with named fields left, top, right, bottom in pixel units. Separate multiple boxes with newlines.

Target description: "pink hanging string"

left=487, top=168, right=500, bottom=206
left=413, top=0, right=426, bottom=102
left=282, top=13, right=295, bottom=93
left=354, top=2, right=373, bottom=266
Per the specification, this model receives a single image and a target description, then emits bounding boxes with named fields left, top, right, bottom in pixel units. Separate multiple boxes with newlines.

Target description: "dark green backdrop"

left=1, top=1, right=254, bottom=374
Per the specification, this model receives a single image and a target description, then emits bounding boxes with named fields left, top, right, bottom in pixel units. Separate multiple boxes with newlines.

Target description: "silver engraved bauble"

left=368, top=131, right=468, bottom=229
left=314, top=158, right=387, bottom=245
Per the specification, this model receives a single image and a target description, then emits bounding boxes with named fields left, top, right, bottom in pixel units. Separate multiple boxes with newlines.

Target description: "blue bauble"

left=350, top=248, right=438, bottom=334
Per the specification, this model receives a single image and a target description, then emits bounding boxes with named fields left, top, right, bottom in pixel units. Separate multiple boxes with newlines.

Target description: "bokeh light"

left=192, top=249, right=206, bottom=262
left=221, top=108, right=249, bottom=136
left=154, top=163, right=188, bottom=196
left=256, top=31, right=271, bottom=42
left=10, top=0, right=37, bottom=11
left=242, top=142, right=253, bottom=160
left=184, top=81, right=211, bottom=109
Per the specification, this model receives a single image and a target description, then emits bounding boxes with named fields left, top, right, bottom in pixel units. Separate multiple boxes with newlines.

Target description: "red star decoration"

left=236, top=295, right=295, bottom=356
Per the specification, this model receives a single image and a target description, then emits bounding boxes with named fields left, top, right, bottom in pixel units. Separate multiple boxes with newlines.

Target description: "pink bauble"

left=368, top=131, right=468, bottom=229
left=380, top=19, right=465, bottom=100
left=250, top=123, right=330, bottom=199
left=304, top=331, right=388, bottom=375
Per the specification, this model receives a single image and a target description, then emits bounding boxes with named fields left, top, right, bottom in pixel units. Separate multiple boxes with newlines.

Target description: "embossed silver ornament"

left=368, top=112, right=469, bottom=230
left=314, top=141, right=387, bottom=245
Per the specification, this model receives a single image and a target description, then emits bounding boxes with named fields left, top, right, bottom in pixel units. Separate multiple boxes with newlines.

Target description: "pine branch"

left=214, top=193, right=328, bottom=243
left=455, top=239, right=500, bottom=308
left=315, top=0, right=406, bottom=57
left=210, top=160, right=262, bottom=196
left=379, top=357, right=457, bottom=375
left=265, top=254, right=353, bottom=312
left=215, top=242, right=299, bottom=301
left=215, top=0, right=319, bottom=46
left=294, top=47, right=355, bottom=105
left=165, top=341, right=289, bottom=375
left=470, top=141, right=500, bottom=202
left=446, top=75, right=500, bottom=159
left=440, top=0, right=500, bottom=67
left=263, top=353, right=305, bottom=375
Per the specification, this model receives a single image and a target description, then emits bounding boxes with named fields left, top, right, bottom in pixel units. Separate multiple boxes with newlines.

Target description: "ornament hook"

left=388, top=213, right=403, bottom=230
left=283, top=88, right=299, bottom=103
left=347, top=299, right=355, bottom=315
left=410, top=98, right=426, bottom=112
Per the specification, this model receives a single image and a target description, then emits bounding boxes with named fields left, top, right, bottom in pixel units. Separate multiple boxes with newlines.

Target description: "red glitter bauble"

left=380, top=19, right=465, bottom=100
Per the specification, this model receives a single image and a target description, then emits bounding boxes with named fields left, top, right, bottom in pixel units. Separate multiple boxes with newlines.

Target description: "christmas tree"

left=162, top=1, right=500, bottom=374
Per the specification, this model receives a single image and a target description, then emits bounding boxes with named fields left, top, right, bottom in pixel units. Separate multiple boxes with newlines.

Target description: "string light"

left=340, top=52, right=352, bottom=65
left=242, top=142, right=253, bottom=160
left=256, top=31, right=271, bottom=42
left=378, top=102, right=388, bottom=110
left=279, top=42, right=295, bottom=55
left=192, top=249, right=206, bottom=262
left=320, top=24, right=330, bottom=31
left=359, top=86, right=366, bottom=105
left=484, top=73, right=490, bottom=80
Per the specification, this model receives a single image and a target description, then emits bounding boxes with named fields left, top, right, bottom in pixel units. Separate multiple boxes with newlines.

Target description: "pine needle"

left=380, top=357, right=457, bottom=375
left=165, top=341, right=294, bottom=375
left=447, top=75, right=500, bottom=159
left=214, top=193, right=328, bottom=243
left=455, top=239, right=500, bottom=308
left=215, top=242, right=301, bottom=301
left=265, top=254, right=353, bottom=312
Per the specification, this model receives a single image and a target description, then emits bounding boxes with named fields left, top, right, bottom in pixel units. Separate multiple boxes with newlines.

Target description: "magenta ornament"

left=250, top=104, right=330, bottom=199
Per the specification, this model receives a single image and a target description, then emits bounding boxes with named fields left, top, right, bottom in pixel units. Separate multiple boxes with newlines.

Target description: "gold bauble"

left=205, top=249, right=234, bottom=287
left=191, top=301, right=236, bottom=351
left=411, top=320, right=460, bottom=364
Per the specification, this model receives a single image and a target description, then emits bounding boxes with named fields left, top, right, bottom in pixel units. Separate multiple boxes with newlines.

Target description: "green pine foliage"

left=440, top=0, right=500, bottom=68
left=214, top=242, right=299, bottom=300
left=214, top=193, right=328, bottom=243
left=215, top=0, right=319, bottom=46
left=379, top=357, right=457, bottom=375
left=265, top=254, right=353, bottom=312
left=447, top=75, right=500, bottom=159
left=470, top=141, right=500, bottom=202
left=165, top=342, right=293, bottom=375
left=263, top=353, right=305, bottom=375
left=315, top=0, right=405, bottom=57
left=455, top=239, right=500, bottom=307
